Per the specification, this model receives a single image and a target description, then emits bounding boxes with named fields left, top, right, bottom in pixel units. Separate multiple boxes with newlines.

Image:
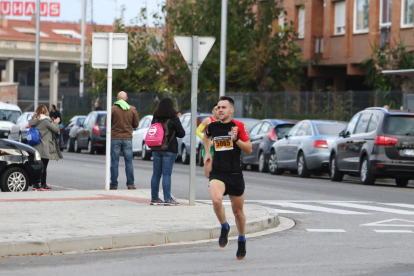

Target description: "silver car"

left=268, top=120, right=347, bottom=178
left=8, top=112, right=34, bottom=143
left=132, top=115, right=153, bottom=160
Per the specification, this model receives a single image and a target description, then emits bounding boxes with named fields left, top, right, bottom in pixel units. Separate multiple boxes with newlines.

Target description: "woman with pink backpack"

left=149, top=98, right=185, bottom=205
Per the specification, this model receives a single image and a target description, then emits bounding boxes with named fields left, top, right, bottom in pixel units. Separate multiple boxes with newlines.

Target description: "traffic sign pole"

left=189, top=36, right=199, bottom=206
left=105, top=33, right=113, bottom=191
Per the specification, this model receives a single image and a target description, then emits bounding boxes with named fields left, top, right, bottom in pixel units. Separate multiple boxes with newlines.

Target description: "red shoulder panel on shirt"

left=233, top=120, right=250, bottom=142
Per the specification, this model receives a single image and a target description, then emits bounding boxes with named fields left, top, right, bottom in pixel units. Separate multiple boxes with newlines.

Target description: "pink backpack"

left=144, top=119, right=175, bottom=151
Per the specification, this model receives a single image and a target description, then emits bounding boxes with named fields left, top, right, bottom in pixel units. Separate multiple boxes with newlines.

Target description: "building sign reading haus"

left=0, top=1, right=60, bottom=17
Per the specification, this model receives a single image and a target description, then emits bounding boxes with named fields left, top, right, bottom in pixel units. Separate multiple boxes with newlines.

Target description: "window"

left=77, top=117, right=85, bottom=126
left=354, top=113, right=372, bottom=134
left=354, top=0, right=370, bottom=33
left=288, top=123, right=302, bottom=137
left=384, top=116, right=414, bottom=135
left=250, top=123, right=262, bottom=136
left=335, top=1, right=346, bottom=35
left=316, top=123, right=346, bottom=135
left=0, top=110, right=21, bottom=124
left=52, top=29, right=82, bottom=39
left=298, top=6, right=305, bottom=39
left=402, top=0, right=414, bottom=27
left=345, top=114, right=361, bottom=135
left=296, top=122, right=310, bottom=136
left=380, top=0, right=392, bottom=27
left=275, top=124, right=294, bottom=138
left=367, top=114, right=380, bottom=132
left=13, top=27, right=48, bottom=37
left=278, top=11, right=285, bottom=30
left=259, top=123, right=271, bottom=134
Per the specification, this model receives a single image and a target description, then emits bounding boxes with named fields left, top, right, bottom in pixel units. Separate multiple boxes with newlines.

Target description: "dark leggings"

left=41, top=158, right=49, bottom=186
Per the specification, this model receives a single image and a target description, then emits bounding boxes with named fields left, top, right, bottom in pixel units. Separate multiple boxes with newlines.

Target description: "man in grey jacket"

left=29, top=105, right=63, bottom=191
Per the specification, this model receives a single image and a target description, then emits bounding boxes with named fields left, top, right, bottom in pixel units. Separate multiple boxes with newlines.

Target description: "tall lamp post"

left=219, top=0, right=228, bottom=97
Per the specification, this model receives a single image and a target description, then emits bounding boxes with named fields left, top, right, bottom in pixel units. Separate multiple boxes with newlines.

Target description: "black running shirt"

left=205, top=120, right=250, bottom=174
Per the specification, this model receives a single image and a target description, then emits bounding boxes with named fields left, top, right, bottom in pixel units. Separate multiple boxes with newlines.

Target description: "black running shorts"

left=209, top=169, right=245, bottom=197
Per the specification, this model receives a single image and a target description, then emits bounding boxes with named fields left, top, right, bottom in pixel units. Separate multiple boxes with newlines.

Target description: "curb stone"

left=0, top=207, right=279, bottom=257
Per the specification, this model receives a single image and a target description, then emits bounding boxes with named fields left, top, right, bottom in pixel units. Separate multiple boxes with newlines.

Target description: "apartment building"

left=280, top=0, right=413, bottom=91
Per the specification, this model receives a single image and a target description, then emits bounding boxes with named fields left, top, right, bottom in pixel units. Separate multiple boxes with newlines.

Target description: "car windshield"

left=98, top=115, right=106, bottom=126
left=315, top=123, right=346, bottom=135
left=0, top=110, right=21, bottom=124
left=275, top=125, right=294, bottom=138
left=384, top=115, right=414, bottom=135
left=238, top=120, right=260, bottom=132
left=77, top=117, right=85, bottom=126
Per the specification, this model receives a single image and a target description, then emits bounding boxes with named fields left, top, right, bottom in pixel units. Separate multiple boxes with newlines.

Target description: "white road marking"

left=374, top=230, right=413, bottom=233
left=273, top=208, right=308, bottom=214
left=381, top=203, right=414, bottom=209
left=306, top=229, right=346, bottom=233
left=361, top=219, right=414, bottom=227
left=266, top=202, right=368, bottom=215
left=323, top=202, right=414, bottom=215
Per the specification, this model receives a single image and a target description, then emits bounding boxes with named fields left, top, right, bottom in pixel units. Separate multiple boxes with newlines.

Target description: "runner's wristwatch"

left=234, top=137, right=239, bottom=143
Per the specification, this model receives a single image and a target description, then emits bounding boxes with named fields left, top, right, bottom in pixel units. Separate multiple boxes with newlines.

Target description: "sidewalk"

left=0, top=189, right=280, bottom=256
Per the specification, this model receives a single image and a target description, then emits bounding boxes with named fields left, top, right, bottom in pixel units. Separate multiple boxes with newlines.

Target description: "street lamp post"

left=34, top=0, right=40, bottom=111
left=219, top=0, right=228, bottom=97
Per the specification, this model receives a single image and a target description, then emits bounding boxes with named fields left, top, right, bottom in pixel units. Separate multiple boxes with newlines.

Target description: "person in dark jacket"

left=150, top=97, right=185, bottom=205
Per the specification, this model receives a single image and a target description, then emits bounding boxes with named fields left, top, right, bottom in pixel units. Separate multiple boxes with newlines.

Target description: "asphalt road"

left=1, top=151, right=414, bottom=276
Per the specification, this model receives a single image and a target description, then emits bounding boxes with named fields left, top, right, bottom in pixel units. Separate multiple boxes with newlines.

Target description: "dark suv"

left=74, top=111, right=107, bottom=154
left=330, top=107, right=414, bottom=187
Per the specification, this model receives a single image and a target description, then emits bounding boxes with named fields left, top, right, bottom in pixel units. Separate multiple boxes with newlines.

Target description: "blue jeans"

left=151, top=151, right=177, bottom=200
left=110, top=140, right=134, bottom=188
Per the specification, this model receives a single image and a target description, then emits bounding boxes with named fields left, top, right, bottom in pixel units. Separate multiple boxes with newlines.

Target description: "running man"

left=196, top=105, right=219, bottom=178
left=203, top=96, right=252, bottom=260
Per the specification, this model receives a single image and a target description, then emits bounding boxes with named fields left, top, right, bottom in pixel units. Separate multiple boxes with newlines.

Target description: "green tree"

left=86, top=7, right=164, bottom=95
left=164, top=0, right=304, bottom=93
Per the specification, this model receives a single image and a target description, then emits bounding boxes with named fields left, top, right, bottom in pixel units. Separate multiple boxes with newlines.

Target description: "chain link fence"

left=59, top=90, right=405, bottom=123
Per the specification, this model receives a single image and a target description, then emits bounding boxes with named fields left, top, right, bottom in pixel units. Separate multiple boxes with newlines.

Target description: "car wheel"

left=67, top=138, right=74, bottom=152
left=395, top=178, right=409, bottom=187
left=0, top=167, right=29, bottom=192
left=360, top=156, right=375, bottom=185
left=258, top=152, right=269, bottom=173
left=269, top=151, right=284, bottom=175
left=142, top=143, right=152, bottom=160
left=87, top=140, right=95, bottom=154
left=181, top=146, right=189, bottom=164
left=74, top=139, right=81, bottom=153
left=198, top=146, right=204, bottom=167
left=329, top=155, right=344, bottom=182
left=297, top=152, right=311, bottom=178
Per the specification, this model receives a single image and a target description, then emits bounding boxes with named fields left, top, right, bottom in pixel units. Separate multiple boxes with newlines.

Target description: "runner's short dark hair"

left=218, top=96, right=234, bottom=107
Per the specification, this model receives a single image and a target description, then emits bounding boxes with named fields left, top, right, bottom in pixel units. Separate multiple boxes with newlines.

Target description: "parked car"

left=241, top=119, right=297, bottom=172
left=59, top=116, right=86, bottom=152
left=197, top=117, right=261, bottom=166
left=330, top=107, right=414, bottom=187
left=268, top=120, right=347, bottom=177
left=8, top=112, right=35, bottom=143
left=177, top=113, right=209, bottom=164
left=74, top=111, right=107, bottom=154
left=132, top=115, right=153, bottom=160
left=0, top=139, right=43, bottom=192
left=0, top=102, right=21, bottom=139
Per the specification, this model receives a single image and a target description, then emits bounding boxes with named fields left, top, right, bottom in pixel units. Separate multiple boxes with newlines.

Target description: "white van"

left=0, top=102, right=22, bottom=139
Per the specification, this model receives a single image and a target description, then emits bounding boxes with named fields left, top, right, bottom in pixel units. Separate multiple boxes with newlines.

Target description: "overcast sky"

left=6, top=0, right=164, bottom=26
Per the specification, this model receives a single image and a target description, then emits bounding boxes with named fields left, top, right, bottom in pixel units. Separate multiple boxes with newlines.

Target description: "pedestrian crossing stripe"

left=196, top=200, right=414, bottom=215
left=361, top=219, right=414, bottom=227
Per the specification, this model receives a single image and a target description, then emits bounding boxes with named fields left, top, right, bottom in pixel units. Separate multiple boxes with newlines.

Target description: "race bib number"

left=214, top=136, right=233, bottom=151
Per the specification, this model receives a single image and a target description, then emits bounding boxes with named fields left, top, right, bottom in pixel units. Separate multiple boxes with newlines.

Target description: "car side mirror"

left=285, top=134, right=289, bottom=139
left=339, top=130, right=345, bottom=137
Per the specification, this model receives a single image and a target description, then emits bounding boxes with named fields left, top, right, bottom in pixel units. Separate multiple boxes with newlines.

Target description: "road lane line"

left=306, top=229, right=346, bottom=233
left=381, top=203, right=414, bottom=209
left=266, top=202, right=369, bottom=215
left=323, top=202, right=414, bottom=215
left=374, top=230, right=413, bottom=233
left=273, top=208, right=308, bottom=214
